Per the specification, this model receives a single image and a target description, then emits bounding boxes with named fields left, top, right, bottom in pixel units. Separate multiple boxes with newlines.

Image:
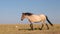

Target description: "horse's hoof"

left=47, top=28, right=49, bottom=30
left=39, top=29, right=42, bottom=30
left=39, top=28, right=42, bottom=30
left=31, top=28, right=34, bottom=30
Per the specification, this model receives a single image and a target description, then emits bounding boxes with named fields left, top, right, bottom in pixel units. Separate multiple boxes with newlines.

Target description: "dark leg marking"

left=29, top=20, right=33, bottom=30
left=30, top=23, right=33, bottom=30
left=46, top=23, right=49, bottom=30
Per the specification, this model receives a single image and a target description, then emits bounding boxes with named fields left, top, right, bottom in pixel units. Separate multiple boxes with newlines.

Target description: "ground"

left=0, top=24, right=60, bottom=34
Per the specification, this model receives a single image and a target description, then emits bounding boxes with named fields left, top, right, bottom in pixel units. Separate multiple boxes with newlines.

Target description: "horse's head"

left=21, top=12, right=33, bottom=21
left=21, top=13, right=26, bottom=21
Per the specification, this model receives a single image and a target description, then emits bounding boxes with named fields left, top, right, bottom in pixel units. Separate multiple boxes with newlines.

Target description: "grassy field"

left=0, top=24, right=60, bottom=34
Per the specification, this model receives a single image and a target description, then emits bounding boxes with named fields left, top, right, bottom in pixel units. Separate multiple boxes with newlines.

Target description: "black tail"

left=46, top=16, right=53, bottom=26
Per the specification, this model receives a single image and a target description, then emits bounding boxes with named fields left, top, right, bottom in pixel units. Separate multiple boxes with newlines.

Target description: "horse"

left=21, top=12, right=53, bottom=30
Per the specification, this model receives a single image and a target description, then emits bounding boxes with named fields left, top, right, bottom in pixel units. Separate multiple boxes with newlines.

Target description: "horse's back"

left=39, top=14, right=46, bottom=21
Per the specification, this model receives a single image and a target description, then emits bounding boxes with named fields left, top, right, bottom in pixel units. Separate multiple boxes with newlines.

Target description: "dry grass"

left=0, top=24, right=60, bottom=34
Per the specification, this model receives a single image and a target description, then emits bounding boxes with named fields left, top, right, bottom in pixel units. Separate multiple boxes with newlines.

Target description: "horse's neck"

left=26, top=15, right=40, bottom=19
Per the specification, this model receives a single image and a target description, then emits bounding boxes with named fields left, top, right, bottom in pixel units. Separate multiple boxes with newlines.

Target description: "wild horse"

left=21, top=12, right=53, bottom=30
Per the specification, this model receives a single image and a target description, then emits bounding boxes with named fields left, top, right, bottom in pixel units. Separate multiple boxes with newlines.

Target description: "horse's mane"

left=23, top=12, right=33, bottom=16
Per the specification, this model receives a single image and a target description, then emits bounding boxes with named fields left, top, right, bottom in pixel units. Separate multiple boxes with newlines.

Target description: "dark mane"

left=23, top=12, right=33, bottom=16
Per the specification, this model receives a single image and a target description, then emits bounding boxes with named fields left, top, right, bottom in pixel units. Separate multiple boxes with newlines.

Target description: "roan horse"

left=21, top=12, right=53, bottom=30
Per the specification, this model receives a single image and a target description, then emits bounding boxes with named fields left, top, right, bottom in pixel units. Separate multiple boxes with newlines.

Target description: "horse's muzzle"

left=21, top=19, right=23, bottom=21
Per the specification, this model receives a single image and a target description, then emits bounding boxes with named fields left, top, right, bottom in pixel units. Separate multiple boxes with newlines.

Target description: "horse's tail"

left=46, top=16, right=53, bottom=26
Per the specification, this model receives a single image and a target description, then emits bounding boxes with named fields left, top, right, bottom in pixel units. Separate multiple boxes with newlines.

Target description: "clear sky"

left=0, top=0, right=60, bottom=24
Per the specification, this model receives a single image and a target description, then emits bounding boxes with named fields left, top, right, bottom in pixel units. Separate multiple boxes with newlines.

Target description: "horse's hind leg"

left=41, top=21, right=49, bottom=30
left=45, top=23, right=49, bottom=30
left=43, top=21, right=49, bottom=30
left=39, top=23, right=44, bottom=30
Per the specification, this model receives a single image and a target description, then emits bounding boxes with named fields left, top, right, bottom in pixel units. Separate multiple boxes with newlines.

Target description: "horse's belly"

left=31, top=20, right=40, bottom=22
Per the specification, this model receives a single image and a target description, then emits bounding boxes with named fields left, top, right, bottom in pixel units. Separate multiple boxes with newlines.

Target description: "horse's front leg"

left=30, top=23, right=33, bottom=30
left=29, top=20, right=33, bottom=30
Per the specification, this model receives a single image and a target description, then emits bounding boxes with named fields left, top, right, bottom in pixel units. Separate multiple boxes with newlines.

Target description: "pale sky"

left=0, top=0, right=60, bottom=24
